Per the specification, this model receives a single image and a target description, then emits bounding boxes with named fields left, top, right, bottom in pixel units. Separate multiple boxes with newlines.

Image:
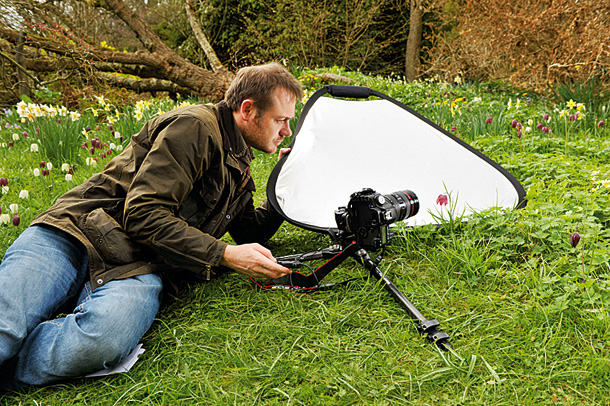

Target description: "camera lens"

left=383, top=190, right=419, bottom=223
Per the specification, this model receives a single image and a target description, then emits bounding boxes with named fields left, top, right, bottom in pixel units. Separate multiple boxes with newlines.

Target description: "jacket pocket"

left=176, top=179, right=221, bottom=228
left=79, top=208, right=146, bottom=265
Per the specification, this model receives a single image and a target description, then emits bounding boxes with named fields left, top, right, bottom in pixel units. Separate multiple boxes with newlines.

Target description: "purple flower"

left=0, top=177, right=7, bottom=187
left=451, top=126, right=457, bottom=132
left=12, top=216, right=20, bottom=226
left=536, top=123, right=543, bottom=130
left=542, top=127, right=550, bottom=133
left=486, top=117, right=493, bottom=124
left=599, top=121, right=605, bottom=128
left=511, top=119, right=518, bottom=128
left=22, top=131, right=27, bottom=138
left=543, top=114, right=550, bottom=121
left=436, top=194, right=449, bottom=206
left=569, top=114, right=576, bottom=122
left=517, top=130, right=523, bottom=139
left=8, top=141, right=13, bottom=147
left=40, top=161, right=46, bottom=168
left=570, top=232, right=581, bottom=248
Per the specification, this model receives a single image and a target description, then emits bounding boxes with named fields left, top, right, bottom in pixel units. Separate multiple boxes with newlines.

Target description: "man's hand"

left=221, top=243, right=291, bottom=279
left=279, top=147, right=291, bottom=161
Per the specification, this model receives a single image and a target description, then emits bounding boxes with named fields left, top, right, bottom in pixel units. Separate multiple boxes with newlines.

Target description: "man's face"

left=241, top=87, right=296, bottom=154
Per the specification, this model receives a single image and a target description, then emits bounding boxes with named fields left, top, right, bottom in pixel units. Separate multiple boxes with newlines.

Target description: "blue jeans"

left=0, top=225, right=163, bottom=390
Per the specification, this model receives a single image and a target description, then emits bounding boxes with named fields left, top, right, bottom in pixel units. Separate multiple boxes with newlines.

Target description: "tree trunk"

left=91, top=0, right=234, bottom=99
left=0, top=0, right=234, bottom=101
left=15, top=32, right=30, bottom=97
left=405, top=0, right=423, bottom=82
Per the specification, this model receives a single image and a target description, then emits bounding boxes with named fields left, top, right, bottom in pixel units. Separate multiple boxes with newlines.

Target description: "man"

left=0, top=63, right=302, bottom=389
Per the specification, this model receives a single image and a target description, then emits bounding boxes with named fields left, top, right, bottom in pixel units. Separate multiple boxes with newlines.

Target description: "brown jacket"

left=31, top=102, right=283, bottom=290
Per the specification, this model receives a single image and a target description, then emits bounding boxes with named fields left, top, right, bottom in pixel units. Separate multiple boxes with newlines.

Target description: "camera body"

left=335, top=188, right=419, bottom=250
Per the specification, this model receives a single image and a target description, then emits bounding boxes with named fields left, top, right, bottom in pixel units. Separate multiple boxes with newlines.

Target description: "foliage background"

left=1, top=0, right=608, bottom=106
left=428, top=0, right=610, bottom=92
left=153, top=0, right=610, bottom=91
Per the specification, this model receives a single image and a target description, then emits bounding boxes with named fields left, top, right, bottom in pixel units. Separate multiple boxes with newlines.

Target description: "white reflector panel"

left=268, top=86, right=525, bottom=232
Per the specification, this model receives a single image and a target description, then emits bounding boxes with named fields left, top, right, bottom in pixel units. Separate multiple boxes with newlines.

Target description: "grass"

left=1, top=71, right=610, bottom=404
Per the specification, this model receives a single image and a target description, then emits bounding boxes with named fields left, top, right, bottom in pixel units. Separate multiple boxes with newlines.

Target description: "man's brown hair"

left=224, top=63, right=303, bottom=115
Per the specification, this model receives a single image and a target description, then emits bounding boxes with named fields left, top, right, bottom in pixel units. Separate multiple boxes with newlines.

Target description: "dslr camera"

left=335, top=188, right=419, bottom=250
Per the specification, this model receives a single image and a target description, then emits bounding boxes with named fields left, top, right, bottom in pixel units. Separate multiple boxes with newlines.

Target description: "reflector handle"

left=327, top=85, right=372, bottom=99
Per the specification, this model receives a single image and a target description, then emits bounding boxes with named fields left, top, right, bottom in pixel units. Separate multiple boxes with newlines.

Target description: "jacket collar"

left=217, top=101, right=256, bottom=191
left=218, top=101, right=254, bottom=162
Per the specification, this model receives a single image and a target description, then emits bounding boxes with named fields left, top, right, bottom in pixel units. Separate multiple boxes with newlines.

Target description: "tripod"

left=263, top=237, right=452, bottom=351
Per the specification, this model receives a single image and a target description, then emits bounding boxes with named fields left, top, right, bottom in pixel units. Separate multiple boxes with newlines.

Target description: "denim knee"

left=12, top=274, right=163, bottom=386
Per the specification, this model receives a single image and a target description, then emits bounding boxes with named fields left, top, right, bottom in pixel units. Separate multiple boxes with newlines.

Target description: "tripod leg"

left=358, top=252, right=451, bottom=351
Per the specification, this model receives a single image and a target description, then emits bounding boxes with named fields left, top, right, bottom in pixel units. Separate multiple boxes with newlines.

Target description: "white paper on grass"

left=84, top=343, right=145, bottom=378
left=274, top=97, right=521, bottom=228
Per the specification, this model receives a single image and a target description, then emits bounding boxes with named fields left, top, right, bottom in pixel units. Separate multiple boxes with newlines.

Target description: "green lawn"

left=1, top=71, right=610, bottom=405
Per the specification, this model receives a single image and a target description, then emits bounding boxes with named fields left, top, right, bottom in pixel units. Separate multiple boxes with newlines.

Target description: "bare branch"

left=0, top=49, right=41, bottom=86
left=185, top=0, right=225, bottom=73
left=98, top=72, right=191, bottom=95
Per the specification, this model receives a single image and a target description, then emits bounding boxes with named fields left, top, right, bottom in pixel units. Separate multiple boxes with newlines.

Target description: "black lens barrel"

left=385, top=190, right=419, bottom=222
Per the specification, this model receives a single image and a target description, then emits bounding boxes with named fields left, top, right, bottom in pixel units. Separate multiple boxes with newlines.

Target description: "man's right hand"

left=220, top=243, right=292, bottom=279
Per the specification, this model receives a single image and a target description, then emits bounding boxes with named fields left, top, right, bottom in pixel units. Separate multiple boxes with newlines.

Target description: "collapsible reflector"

left=267, top=86, right=526, bottom=234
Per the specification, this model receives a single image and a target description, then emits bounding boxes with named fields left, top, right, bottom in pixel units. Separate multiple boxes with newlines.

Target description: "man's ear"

left=239, top=99, right=256, bottom=121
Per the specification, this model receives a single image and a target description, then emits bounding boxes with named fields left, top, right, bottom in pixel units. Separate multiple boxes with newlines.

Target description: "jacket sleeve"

left=227, top=197, right=284, bottom=245
left=122, top=112, right=227, bottom=271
